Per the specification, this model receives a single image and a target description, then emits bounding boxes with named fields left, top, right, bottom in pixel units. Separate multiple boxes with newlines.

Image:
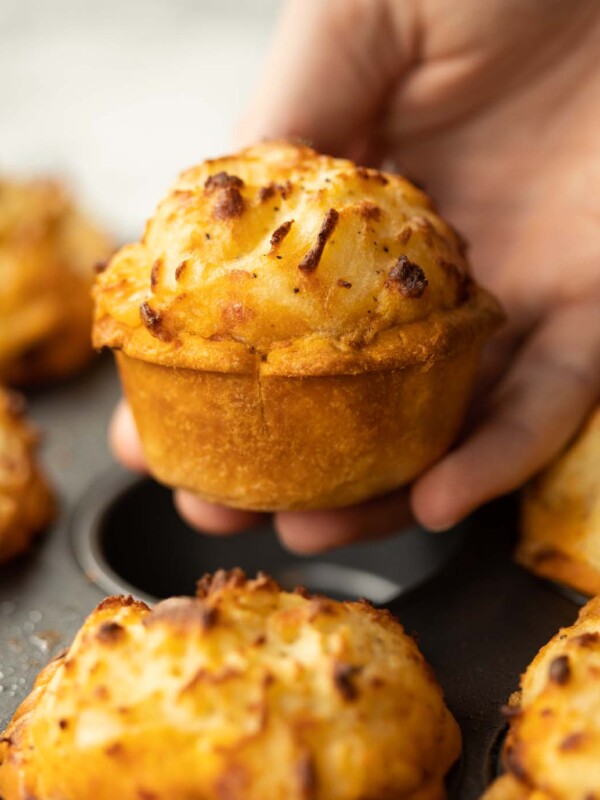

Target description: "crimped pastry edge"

left=94, top=285, right=503, bottom=377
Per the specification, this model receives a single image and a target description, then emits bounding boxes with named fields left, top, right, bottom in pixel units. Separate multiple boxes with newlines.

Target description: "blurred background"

left=1, top=0, right=281, bottom=240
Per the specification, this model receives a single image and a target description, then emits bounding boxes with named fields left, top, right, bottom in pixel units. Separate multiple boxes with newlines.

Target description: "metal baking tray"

left=0, top=356, right=582, bottom=799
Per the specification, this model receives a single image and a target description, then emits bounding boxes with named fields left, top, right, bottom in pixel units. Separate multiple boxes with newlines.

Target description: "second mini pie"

left=93, top=142, right=503, bottom=510
left=0, top=571, right=460, bottom=800
left=517, top=407, right=600, bottom=597
left=484, top=595, right=600, bottom=799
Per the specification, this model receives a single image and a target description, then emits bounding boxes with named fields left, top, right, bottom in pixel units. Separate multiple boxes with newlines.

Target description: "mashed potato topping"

left=94, top=141, right=496, bottom=372
left=0, top=570, right=460, bottom=800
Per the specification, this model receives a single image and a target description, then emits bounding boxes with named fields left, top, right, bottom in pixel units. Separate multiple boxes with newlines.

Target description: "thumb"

left=235, top=0, right=412, bottom=156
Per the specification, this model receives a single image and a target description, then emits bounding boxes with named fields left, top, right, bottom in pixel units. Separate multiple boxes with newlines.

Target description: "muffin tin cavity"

left=71, top=469, right=466, bottom=604
left=485, top=726, right=508, bottom=785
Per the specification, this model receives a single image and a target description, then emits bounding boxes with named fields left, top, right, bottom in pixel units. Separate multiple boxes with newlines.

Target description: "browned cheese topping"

left=356, top=166, right=389, bottom=185
left=174, top=259, right=188, bottom=281
left=139, top=301, right=172, bottom=342
left=150, top=258, right=162, bottom=291
left=548, top=654, right=571, bottom=685
left=96, top=621, right=126, bottom=644
left=204, top=171, right=245, bottom=220
left=332, top=661, right=362, bottom=702
left=357, top=201, right=381, bottom=221
left=298, top=208, right=339, bottom=274
left=385, top=255, right=428, bottom=299
left=269, top=219, right=294, bottom=252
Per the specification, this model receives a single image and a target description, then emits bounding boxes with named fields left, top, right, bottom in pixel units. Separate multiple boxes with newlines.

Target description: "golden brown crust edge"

left=0, top=570, right=461, bottom=800
left=95, top=284, right=502, bottom=377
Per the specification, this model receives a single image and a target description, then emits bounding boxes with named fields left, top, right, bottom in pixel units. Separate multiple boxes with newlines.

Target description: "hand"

left=112, top=0, right=600, bottom=552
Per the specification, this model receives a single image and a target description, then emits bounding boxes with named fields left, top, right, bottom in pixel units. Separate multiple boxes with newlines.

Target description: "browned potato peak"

left=93, top=141, right=497, bottom=370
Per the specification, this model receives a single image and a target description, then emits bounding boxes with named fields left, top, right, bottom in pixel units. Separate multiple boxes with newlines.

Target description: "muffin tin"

left=0, top=356, right=583, bottom=799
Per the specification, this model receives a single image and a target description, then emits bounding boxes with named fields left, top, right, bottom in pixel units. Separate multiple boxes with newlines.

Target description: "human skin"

left=111, top=0, right=600, bottom=552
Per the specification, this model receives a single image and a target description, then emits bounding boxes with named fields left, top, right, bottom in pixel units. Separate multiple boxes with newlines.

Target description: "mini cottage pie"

left=93, top=142, right=503, bottom=510
left=484, top=596, right=600, bottom=800
left=517, top=408, right=600, bottom=597
left=0, top=388, right=54, bottom=562
left=0, top=570, right=461, bottom=800
left=0, top=178, right=112, bottom=385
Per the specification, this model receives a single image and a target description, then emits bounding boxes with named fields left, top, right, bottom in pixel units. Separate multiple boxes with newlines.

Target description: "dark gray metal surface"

left=0, top=356, right=582, bottom=798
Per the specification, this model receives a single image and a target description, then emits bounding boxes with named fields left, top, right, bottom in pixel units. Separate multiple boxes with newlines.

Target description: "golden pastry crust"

left=483, top=596, right=600, bottom=800
left=0, top=178, right=112, bottom=385
left=0, top=388, right=54, bottom=562
left=93, top=142, right=503, bottom=509
left=517, top=407, right=600, bottom=597
left=0, top=571, right=461, bottom=800
left=116, top=339, right=481, bottom=510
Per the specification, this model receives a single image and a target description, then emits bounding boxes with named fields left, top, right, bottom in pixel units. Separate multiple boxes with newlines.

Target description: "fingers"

left=174, top=488, right=412, bottom=554
left=412, top=298, right=600, bottom=531
left=109, top=399, right=148, bottom=473
left=174, top=491, right=268, bottom=535
left=274, top=489, right=412, bottom=554
left=469, top=310, right=537, bottom=418
left=234, top=0, right=413, bottom=153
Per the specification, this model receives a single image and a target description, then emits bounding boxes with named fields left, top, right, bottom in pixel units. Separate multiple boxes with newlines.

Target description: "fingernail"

left=422, top=520, right=455, bottom=533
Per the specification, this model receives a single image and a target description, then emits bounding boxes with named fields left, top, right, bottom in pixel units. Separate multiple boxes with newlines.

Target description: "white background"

left=1, top=0, right=281, bottom=239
